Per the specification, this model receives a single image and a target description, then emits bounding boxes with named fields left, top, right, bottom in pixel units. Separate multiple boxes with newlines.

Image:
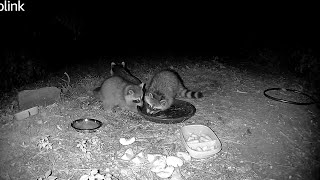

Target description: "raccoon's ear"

left=128, top=90, right=134, bottom=95
left=121, top=62, right=125, bottom=67
left=111, top=62, right=116, bottom=67
left=160, top=100, right=167, bottom=107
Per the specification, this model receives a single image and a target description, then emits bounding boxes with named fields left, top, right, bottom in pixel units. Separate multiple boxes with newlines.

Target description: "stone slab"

left=18, top=87, right=61, bottom=110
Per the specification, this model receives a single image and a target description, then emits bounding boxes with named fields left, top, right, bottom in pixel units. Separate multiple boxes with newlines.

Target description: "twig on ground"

left=236, top=90, right=248, bottom=94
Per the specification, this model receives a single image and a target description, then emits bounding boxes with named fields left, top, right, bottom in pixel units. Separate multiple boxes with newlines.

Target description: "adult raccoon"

left=110, top=62, right=142, bottom=85
left=93, top=76, right=144, bottom=113
left=144, top=69, right=203, bottom=114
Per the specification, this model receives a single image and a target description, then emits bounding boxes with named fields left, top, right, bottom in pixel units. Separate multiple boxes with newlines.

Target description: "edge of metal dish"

left=71, top=118, right=103, bottom=133
left=138, top=99, right=196, bottom=124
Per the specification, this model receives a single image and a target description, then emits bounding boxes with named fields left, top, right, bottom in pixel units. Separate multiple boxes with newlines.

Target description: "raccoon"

left=93, top=76, right=144, bottom=113
left=110, top=62, right=142, bottom=85
left=144, top=69, right=203, bottom=114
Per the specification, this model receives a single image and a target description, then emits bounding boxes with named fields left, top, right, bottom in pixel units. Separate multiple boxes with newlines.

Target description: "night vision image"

left=0, top=2, right=319, bottom=180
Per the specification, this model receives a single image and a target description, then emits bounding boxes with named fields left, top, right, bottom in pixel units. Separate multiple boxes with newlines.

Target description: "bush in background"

left=289, top=48, right=320, bottom=93
left=0, top=48, right=46, bottom=92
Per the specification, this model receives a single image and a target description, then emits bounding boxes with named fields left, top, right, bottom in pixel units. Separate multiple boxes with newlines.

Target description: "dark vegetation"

left=1, top=2, right=319, bottom=102
left=1, top=46, right=319, bottom=99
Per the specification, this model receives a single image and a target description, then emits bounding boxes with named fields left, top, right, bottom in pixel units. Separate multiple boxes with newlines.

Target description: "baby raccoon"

left=144, top=69, right=203, bottom=114
left=93, top=76, right=144, bottom=113
left=110, top=62, right=142, bottom=85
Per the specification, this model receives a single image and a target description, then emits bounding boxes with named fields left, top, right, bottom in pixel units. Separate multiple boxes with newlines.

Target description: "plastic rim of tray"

left=71, top=118, right=103, bottom=133
left=137, top=99, right=196, bottom=124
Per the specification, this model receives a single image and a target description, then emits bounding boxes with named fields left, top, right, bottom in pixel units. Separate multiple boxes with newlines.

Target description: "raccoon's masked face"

left=144, top=92, right=167, bottom=114
left=125, top=83, right=144, bottom=106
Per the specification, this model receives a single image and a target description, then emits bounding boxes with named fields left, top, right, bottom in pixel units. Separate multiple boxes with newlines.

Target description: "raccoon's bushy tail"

left=180, top=88, right=203, bottom=99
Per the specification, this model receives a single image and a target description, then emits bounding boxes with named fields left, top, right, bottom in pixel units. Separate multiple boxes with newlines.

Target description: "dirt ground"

left=0, top=58, right=319, bottom=180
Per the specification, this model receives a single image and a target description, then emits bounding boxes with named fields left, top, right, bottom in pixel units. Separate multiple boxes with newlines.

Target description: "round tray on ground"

left=137, top=99, right=196, bottom=124
left=71, top=118, right=103, bottom=133
left=264, top=88, right=317, bottom=105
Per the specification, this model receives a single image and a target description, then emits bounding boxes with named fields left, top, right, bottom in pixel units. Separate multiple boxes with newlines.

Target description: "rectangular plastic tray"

left=181, top=124, right=221, bottom=159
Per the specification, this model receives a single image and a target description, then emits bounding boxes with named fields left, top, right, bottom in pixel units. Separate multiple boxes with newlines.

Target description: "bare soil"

left=0, top=57, right=319, bottom=180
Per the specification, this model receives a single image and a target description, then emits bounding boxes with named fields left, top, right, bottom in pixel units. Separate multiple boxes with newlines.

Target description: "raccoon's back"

left=96, top=76, right=128, bottom=100
left=101, top=76, right=127, bottom=91
left=148, top=70, right=203, bottom=99
left=147, top=70, right=182, bottom=96
left=112, top=67, right=141, bottom=85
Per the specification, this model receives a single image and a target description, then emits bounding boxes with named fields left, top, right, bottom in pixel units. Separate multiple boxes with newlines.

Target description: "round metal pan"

left=138, top=99, right=196, bottom=124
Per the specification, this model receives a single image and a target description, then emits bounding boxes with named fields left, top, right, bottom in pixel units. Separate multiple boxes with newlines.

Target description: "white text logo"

left=0, top=0, right=25, bottom=11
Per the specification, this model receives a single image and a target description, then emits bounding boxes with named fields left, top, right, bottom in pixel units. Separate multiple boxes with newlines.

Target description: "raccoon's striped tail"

left=180, top=88, right=203, bottom=99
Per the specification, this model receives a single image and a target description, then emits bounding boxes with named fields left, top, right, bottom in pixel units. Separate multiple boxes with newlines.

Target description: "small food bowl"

left=181, top=124, right=221, bottom=159
left=14, top=106, right=39, bottom=120
left=71, top=118, right=102, bottom=133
